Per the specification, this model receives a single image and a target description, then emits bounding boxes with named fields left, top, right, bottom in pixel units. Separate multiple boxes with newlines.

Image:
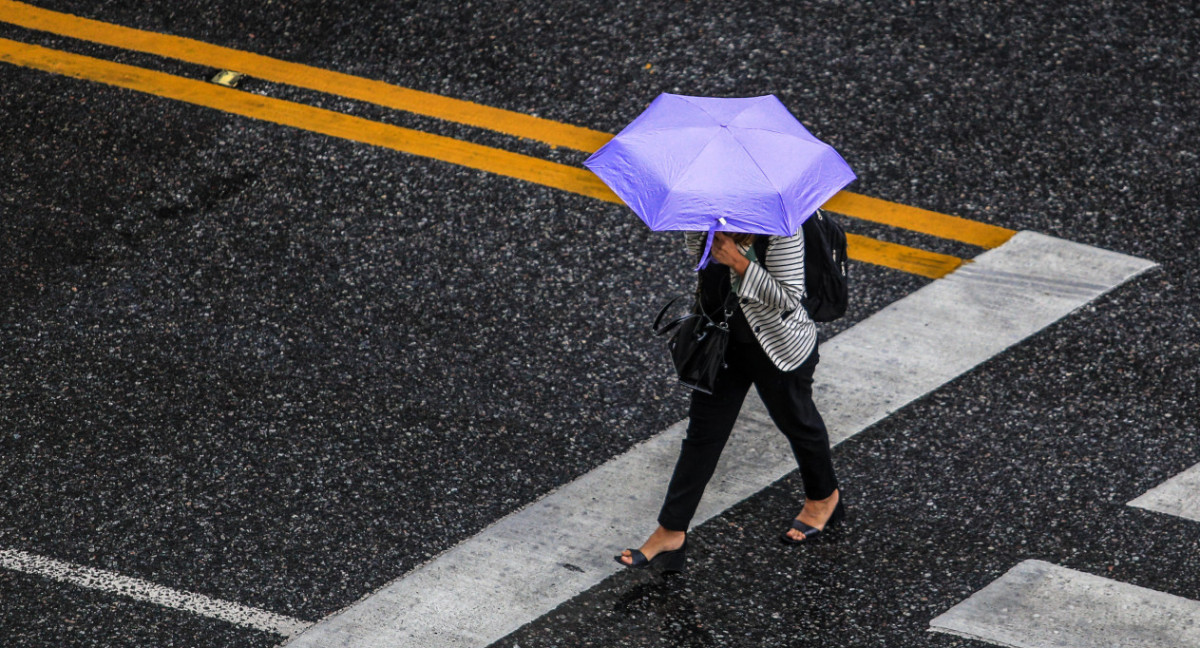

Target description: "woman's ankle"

left=808, top=488, right=839, bottom=506
left=649, top=526, right=686, bottom=548
left=654, top=522, right=687, bottom=535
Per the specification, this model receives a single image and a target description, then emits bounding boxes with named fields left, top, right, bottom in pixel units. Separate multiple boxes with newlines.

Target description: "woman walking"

left=616, top=222, right=844, bottom=572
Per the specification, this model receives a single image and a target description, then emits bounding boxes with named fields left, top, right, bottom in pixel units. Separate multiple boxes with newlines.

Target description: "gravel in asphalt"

left=2, top=1, right=1198, bottom=647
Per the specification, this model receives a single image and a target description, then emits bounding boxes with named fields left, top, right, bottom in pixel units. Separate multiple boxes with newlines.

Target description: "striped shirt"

left=685, top=220, right=817, bottom=372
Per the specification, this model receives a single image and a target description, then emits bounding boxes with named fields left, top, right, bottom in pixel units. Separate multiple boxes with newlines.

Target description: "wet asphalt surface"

left=1, top=1, right=1198, bottom=646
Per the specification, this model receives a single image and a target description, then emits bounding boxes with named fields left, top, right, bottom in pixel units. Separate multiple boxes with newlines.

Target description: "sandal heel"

left=829, top=500, right=846, bottom=525
left=658, top=540, right=688, bottom=574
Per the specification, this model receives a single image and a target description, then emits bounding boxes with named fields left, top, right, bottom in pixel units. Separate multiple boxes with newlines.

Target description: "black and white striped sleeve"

left=684, top=231, right=705, bottom=259
left=737, top=231, right=805, bottom=312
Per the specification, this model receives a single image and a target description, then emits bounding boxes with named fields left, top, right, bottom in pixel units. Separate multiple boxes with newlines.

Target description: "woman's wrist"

left=733, top=256, right=750, bottom=276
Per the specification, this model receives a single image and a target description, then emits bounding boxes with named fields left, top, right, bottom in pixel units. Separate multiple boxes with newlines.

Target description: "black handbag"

left=652, top=289, right=738, bottom=395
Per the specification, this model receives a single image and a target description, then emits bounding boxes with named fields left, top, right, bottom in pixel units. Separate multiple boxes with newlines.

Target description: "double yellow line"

left=0, top=0, right=1014, bottom=278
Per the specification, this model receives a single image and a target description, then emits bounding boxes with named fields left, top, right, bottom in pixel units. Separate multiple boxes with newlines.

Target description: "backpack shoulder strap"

left=753, top=235, right=769, bottom=265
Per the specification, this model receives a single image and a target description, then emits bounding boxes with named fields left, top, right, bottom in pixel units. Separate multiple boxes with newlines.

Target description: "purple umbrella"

left=584, top=93, right=856, bottom=269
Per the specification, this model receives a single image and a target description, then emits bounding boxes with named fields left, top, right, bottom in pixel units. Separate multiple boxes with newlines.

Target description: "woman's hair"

left=730, top=233, right=757, bottom=246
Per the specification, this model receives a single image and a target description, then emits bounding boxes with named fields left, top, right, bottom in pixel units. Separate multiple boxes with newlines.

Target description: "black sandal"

left=614, top=540, right=688, bottom=574
left=780, top=500, right=845, bottom=545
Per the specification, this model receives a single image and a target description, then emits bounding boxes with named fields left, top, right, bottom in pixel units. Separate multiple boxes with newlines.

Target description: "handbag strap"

left=653, top=237, right=748, bottom=337
left=654, top=288, right=738, bottom=339
left=696, top=236, right=743, bottom=320
left=700, top=269, right=739, bottom=322
left=653, top=295, right=700, bottom=337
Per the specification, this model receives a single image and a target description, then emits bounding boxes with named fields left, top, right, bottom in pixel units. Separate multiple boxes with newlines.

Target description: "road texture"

left=1, top=1, right=1197, bottom=647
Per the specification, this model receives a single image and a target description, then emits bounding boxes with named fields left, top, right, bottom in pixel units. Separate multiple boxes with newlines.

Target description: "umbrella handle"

left=694, top=222, right=720, bottom=272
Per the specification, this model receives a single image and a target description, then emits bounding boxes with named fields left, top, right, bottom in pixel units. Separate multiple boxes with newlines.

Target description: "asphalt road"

left=1, top=1, right=1198, bottom=647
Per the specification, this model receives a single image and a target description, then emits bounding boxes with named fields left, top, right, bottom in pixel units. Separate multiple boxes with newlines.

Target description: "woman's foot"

left=784, top=489, right=840, bottom=542
left=617, top=525, right=686, bottom=566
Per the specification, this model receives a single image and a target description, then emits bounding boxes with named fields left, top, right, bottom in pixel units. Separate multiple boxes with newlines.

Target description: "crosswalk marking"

left=283, top=232, right=1155, bottom=648
left=930, top=560, right=1200, bottom=648
left=0, top=548, right=312, bottom=638
left=1129, top=461, right=1200, bottom=523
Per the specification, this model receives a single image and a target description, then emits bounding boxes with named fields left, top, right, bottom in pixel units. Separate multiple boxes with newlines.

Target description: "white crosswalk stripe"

left=284, top=232, right=1155, bottom=648
left=1128, top=461, right=1200, bottom=523
left=931, top=461, right=1200, bottom=647
left=929, top=560, right=1200, bottom=648
left=0, top=548, right=312, bottom=638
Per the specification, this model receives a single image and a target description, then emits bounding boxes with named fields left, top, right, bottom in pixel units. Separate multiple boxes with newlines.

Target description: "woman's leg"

left=656, top=350, right=754, bottom=532
left=753, top=346, right=839, bottom=502
left=619, top=346, right=754, bottom=565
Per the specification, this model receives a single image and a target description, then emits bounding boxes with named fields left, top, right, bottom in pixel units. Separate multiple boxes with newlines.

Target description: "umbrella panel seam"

left=729, top=133, right=790, bottom=234
left=676, top=94, right=773, bottom=126
left=654, top=129, right=727, bottom=228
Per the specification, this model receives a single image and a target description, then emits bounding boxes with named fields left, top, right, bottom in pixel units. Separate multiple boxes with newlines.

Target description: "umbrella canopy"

left=584, top=93, right=856, bottom=268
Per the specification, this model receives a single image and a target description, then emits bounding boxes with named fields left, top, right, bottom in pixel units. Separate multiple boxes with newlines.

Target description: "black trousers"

left=658, top=339, right=838, bottom=532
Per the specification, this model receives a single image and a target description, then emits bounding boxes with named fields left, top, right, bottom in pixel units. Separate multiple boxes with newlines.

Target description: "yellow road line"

left=845, top=233, right=963, bottom=279
left=823, top=192, right=1014, bottom=249
left=0, top=0, right=1014, bottom=255
left=0, top=38, right=619, bottom=202
left=0, top=0, right=613, bottom=153
left=0, top=37, right=965, bottom=279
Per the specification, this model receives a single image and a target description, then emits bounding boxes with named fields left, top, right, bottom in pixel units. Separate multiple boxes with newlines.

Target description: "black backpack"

left=753, top=210, right=849, bottom=322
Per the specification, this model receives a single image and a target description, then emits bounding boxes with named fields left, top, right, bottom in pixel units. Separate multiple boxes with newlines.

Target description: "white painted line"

left=1129, top=461, right=1200, bottom=522
left=929, top=559, right=1200, bottom=648
left=285, top=231, right=1156, bottom=648
left=0, top=548, right=312, bottom=638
